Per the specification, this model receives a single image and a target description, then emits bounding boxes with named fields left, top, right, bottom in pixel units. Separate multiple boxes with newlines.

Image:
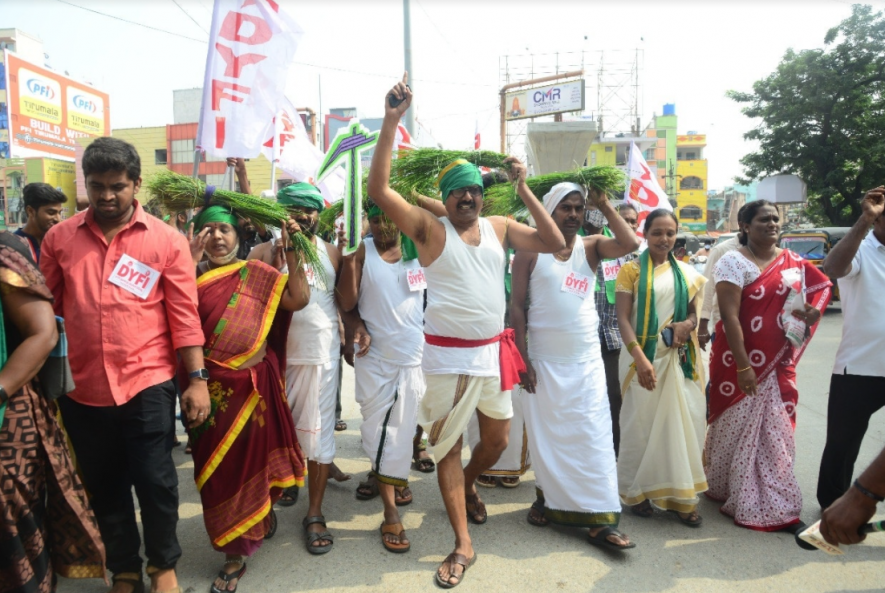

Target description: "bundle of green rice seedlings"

left=483, top=166, right=626, bottom=221
left=390, top=148, right=510, bottom=197
left=317, top=171, right=435, bottom=236
left=318, top=200, right=345, bottom=236
left=146, top=170, right=325, bottom=280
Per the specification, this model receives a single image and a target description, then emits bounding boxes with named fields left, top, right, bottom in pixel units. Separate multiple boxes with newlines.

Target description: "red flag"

left=474, top=120, right=481, bottom=150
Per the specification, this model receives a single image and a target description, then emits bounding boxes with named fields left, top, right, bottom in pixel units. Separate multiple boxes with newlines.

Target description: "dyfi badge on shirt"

left=561, top=270, right=591, bottom=299
left=304, top=264, right=316, bottom=287
left=406, top=267, right=427, bottom=292
left=602, top=258, right=624, bottom=282
left=109, top=254, right=161, bottom=300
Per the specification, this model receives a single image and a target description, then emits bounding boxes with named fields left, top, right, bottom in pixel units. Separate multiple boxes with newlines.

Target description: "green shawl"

left=634, top=249, right=696, bottom=380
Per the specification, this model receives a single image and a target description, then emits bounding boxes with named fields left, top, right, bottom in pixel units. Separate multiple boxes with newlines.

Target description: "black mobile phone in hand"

left=661, top=327, right=674, bottom=348
left=388, top=85, right=412, bottom=108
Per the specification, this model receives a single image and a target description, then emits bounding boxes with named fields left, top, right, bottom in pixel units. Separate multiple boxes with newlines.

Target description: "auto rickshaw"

left=674, top=233, right=701, bottom=262
left=778, top=227, right=849, bottom=300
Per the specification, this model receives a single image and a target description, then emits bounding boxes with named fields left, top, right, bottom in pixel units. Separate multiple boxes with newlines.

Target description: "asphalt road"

left=60, top=305, right=885, bottom=593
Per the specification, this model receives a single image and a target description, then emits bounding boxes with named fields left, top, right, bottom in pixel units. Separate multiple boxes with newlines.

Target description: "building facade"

left=675, top=134, right=707, bottom=233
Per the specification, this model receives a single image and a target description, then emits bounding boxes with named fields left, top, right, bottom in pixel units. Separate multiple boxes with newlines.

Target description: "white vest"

left=359, top=238, right=424, bottom=366
left=422, top=217, right=505, bottom=376
left=528, top=238, right=600, bottom=363
left=286, top=236, right=338, bottom=365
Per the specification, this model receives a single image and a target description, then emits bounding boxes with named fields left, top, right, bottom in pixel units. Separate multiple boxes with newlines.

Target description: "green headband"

left=278, top=182, right=325, bottom=212
left=191, top=205, right=238, bottom=231
left=365, top=198, right=383, bottom=219
left=437, top=159, right=483, bottom=201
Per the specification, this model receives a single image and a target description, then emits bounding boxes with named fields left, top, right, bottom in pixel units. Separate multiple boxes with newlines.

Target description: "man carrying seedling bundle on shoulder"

left=367, top=73, right=566, bottom=588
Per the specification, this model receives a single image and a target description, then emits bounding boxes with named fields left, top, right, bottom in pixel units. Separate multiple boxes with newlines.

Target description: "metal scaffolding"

left=498, top=49, right=642, bottom=161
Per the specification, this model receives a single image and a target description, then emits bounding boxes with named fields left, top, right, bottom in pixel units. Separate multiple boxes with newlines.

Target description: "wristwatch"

left=189, top=368, right=210, bottom=381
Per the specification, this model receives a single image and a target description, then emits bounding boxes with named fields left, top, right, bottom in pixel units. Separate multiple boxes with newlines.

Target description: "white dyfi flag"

left=261, top=99, right=344, bottom=204
left=624, top=141, right=672, bottom=237
left=198, top=0, right=304, bottom=159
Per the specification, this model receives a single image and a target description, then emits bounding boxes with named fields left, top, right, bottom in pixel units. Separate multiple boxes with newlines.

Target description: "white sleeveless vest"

left=358, top=238, right=424, bottom=366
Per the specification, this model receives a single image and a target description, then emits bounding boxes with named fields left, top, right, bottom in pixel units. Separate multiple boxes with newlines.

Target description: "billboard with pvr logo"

left=3, top=50, right=110, bottom=160
left=504, top=79, right=585, bottom=121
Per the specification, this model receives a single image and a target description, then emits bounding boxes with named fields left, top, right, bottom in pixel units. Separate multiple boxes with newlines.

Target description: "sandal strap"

left=444, top=552, right=470, bottom=570
left=216, top=563, right=246, bottom=582
left=381, top=522, right=405, bottom=536
left=307, top=530, right=334, bottom=543
left=302, top=515, right=327, bottom=529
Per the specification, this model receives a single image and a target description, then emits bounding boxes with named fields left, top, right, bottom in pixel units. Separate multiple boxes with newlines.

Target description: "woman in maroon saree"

left=705, top=201, right=831, bottom=533
left=183, top=206, right=310, bottom=593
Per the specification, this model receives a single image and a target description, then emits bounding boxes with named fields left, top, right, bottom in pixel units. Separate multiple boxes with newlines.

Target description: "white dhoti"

left=524, top=358, right=621, bottom=526
left=418, top=374, right=513, bottom=461
left=287, top=358, right=339, bottom=464
left=467, top=387, right=530, bottom=475
left=355, top=354, right=425, bottom=486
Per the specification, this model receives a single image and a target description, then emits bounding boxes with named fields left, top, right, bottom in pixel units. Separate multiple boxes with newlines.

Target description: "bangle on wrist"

left=737, top=366, right=752, bottom=373
left=853, top=479, right=885, bottom=502
left=626, top=340, right=639, bottom=354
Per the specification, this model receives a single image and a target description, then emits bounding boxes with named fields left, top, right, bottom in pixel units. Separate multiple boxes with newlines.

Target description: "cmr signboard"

left=504, top=79, right=585, bottom=121
left=3, top=50, right=110, bottom=160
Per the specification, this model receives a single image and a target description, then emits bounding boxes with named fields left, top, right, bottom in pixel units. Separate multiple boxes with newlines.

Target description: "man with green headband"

left=336, top=198, right=425, bottom=553
left=367, top=74, right=565, bottom=588
left=249, top=181, right=346, bottom=555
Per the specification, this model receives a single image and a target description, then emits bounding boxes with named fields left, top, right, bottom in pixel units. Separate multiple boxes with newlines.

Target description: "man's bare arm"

left=587, top=195, right=640, bottom=267
left=366, top=73, right=444, bottom=264
left=822, top=187, right=883, bottom=278
left=492, top=159, right=564, bottom=254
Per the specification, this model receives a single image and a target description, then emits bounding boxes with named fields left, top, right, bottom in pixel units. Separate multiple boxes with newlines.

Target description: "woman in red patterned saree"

left=706, top=200, right=831, bottom=534
left=183, top=206, right=310, bottom=593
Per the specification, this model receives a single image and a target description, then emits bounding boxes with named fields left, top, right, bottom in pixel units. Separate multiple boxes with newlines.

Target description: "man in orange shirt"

left=42, top=137, right=209, bottom=593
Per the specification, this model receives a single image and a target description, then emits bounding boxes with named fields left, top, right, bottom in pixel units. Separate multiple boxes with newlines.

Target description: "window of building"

left=680, top=176, right=703, bottom=190
left=605, top=146, right=613, bottom=152
left=679, top=206, right=703, bottom=220
left=590, top=152, right=596, bottom=166
left=645, top=149, right=654, bottom=160
left=171, top=139, right=194, bottom=164
left=686, top=151, right=697, bottom=160
left=155, top=149, right=167, bottom=165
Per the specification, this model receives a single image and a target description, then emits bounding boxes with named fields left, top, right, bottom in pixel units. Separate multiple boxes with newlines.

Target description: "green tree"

left=729, top=4, right=885, bottom=225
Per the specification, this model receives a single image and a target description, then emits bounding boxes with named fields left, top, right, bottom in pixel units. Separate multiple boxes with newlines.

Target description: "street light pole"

left=403, top=0, right=416, bottom=138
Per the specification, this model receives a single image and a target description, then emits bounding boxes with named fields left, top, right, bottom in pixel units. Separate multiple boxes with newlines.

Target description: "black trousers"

left=816, top=372, right=885, bottom=509
left=601, top=346, right=622, bottom=456
left=58, top=381, right=181, bottom=575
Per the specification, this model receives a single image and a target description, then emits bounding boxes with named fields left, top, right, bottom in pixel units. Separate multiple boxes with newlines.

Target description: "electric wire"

left=171, top=0, right=209, bottom=35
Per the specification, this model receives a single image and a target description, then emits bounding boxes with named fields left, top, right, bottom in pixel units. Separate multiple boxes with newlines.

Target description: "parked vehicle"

left=778, top=227, right=849, bottom=301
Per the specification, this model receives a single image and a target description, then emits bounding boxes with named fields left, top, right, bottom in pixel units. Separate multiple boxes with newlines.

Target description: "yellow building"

left=675, top=134, right=707, bottom=233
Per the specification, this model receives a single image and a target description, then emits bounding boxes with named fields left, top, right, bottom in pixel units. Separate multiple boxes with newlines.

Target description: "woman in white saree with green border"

left=614, top=209, right=708, bottom=526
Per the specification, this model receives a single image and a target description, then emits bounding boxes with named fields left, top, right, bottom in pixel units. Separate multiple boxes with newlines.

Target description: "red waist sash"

left=424, top=328, right=526, bottom=392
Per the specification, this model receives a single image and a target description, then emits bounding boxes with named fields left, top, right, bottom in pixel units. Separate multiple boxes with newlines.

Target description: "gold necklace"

left=746, top=243, right=774, bottom=271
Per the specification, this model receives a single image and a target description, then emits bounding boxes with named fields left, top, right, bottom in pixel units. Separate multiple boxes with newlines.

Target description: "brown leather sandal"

left=434, top=552, right=477, bottom=588
left=380, top=522, right=410, bottom=553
